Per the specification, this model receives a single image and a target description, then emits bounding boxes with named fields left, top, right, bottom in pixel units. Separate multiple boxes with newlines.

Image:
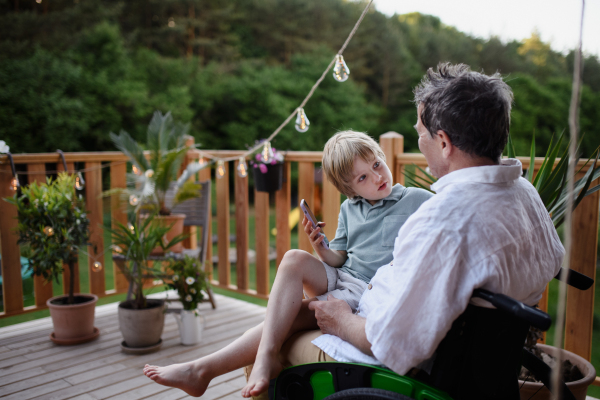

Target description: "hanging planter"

left=253, top=163, right=283, bottom=193
left=251, top=142, right=284, bottom=193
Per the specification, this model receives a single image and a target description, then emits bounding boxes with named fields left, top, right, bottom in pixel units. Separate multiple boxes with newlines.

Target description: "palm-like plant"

left=107, top=212, right=186, bottom=309
left=109, top=111, right=205, bottom=215
left=404, top=133, right=600, bottom=228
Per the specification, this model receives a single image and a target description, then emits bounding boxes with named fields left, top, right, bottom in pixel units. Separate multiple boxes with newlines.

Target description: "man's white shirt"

left=313, top=159, right=564, bottom=375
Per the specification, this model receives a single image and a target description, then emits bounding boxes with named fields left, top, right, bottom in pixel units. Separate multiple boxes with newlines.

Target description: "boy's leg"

left=242, top=250, right=328, bottom=397
left=144, top=250, right=325, bottom=397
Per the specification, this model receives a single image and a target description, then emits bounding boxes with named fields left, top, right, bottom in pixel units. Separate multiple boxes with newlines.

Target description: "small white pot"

left=174, top=309, right=205, bottom=345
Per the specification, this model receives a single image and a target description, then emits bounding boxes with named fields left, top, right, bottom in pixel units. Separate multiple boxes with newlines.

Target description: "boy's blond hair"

left=322, top=131, right=386, bottom=198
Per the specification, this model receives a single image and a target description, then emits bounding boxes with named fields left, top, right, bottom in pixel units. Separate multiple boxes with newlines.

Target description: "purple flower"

left=259, top=164, right=268, bottom=174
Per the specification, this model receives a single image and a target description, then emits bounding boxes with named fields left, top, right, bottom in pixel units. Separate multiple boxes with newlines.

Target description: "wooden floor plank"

left=0, top=294, right=265, bottom=400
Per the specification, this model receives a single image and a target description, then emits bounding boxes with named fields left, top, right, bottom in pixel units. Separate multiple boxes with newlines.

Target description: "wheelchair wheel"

left=323, top=388, right=413, bottom=400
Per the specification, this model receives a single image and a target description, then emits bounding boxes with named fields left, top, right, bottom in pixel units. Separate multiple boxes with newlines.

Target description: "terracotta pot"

left=46, top=293, right=99, bottom=345
left=519, top=344, right=596, bottom=400
left=148, top=213, right=186, bottom=255
left=118, top=299, right=165, bottom=348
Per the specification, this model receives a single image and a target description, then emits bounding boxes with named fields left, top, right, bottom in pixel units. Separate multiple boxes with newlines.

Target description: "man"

left=303, top=62, right=564, bottom=398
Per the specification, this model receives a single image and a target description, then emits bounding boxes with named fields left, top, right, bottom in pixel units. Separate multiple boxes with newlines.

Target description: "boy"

left=143, top=131, right=432, bottom=398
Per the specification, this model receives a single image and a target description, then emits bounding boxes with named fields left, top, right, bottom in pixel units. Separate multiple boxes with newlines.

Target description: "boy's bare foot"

left=241, top=352, right=284, bottom=398
left=143, top=361, right=211, bottom=397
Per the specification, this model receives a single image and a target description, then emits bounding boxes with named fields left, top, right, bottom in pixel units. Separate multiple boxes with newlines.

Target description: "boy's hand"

left=302, top=216, right=327, bottom=249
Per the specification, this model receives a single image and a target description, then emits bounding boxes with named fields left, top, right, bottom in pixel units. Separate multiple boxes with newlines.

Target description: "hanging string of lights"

left=1, top=0, right=372, bottom=190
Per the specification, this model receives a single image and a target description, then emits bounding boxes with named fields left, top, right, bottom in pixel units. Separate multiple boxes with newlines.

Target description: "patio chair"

left=271, top=268, right=593, bottom=400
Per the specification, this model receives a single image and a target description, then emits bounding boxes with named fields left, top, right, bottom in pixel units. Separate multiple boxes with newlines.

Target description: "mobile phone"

left=300, top=199, right=329, bottom=249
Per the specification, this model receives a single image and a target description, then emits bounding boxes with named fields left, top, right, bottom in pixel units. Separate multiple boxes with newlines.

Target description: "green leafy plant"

left=105, top=212, right=186, bottom=309
left=6, top=173, right=90, bottom=304
left=163, top=255, right=208, bottom=312
left=404, top=133, right=600, bottom=228
left=108, top=111, right=204, bottom=215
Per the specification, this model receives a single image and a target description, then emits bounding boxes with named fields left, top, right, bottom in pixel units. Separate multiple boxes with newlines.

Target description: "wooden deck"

left=0, top=293, right=266, bottom=400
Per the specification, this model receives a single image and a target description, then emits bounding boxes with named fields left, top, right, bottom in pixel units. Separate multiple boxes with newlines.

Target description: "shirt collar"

left=349, top=183, right=405, bottom=205
left=430, top=158, right=523, bottom=193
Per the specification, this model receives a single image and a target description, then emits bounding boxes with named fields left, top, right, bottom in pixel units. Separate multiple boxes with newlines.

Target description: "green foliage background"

left=1, top=0, right=598, bottom=157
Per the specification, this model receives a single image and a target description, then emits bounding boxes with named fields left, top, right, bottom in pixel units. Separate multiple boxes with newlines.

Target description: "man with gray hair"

left=308, top=63, right=564, bottom=399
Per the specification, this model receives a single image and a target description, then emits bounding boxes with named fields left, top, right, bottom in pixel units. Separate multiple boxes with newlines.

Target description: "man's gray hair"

left=413, top=63, right=513, bottom=163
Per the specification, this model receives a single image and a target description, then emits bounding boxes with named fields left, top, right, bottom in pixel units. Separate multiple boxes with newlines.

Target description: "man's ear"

left=436, top=130, right=454, bottom=159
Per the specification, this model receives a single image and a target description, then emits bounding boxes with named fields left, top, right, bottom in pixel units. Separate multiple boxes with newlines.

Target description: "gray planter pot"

left=118, top=299, right=165, bottom=348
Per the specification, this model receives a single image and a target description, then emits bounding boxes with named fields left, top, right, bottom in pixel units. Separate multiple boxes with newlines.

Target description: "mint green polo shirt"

left=328, top=184, right=433, bottom=283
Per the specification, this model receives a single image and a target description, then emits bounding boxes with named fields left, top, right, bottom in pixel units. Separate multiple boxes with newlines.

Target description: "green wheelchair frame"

left=271, top=268, right=593, bottom=400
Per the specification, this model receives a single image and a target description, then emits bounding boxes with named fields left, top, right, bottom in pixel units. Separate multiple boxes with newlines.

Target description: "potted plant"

left=251, top=141, right=284, bottom=193
left=405, top=133, right=600, bottom=398
left=106, top=212, right=186, bottom=352
left=6, top=173, right=98, bottom=345
left=163, top=255, right=209, bottom=345
left=108, top=111, right=204, bottom=254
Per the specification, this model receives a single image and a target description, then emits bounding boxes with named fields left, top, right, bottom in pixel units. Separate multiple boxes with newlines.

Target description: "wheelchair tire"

left=323, top=388, right=413, bottom=400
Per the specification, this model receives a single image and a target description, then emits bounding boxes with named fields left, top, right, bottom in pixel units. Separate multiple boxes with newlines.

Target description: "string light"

left=75, top=172, right=85, bottom=190
left=216, top=160, right=226, bottom=178
left=43, top=226, right=54, bottom=236
left=10, top=176, right=19, bottom=192
left=127, top=222, right=135, bottom=233
left=237, top=157, right=248, bottom=178
left=333, top=55, right=350, bottom=82
left=111, top=244, right=123, bottom=254
left=295, top=108, right=310, bottom=132
left=92, top=261, right=103, bottom=272
left=129, top=194, right=139, bottom=206
left=145, top=169, right=154, bottom=178
left=262, top=142, right=274, bottom=163
left=132, top=165, right=141, bottom=175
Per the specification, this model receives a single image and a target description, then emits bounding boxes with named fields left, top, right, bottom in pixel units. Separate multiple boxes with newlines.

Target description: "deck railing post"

left=234, top=159, right=250, bottom=291
left=275, top=161, right=291, bottom=268
left=0, top=162, right=24, bottom=314
left=216, top=161, right=231, bottom=286
left=255, top=189, right=270, bottom=296
left=322, top=172, right=340, bottom=241
left=565, top=176, right=599, bottom=361
left=198, top=167, right=213, bottom=281
left=182, top=137, right=197, bottom=250
left=297, top=162, right=315, bottom=253
left=379, top=132, right=404, bottom=185
left=85, top=162, right=106, bottom=296
left=110, top=162, right=129, bottom=293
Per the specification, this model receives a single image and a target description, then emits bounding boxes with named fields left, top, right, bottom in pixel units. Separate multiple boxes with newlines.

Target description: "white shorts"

left=314, top=262, right=368, bottom=312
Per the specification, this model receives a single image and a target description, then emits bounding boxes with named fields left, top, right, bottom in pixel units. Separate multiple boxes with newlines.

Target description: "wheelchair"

left=271, top=268, right=593, bottom=400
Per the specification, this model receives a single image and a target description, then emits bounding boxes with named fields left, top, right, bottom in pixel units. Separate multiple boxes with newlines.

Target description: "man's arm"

left=308, top=295, right=373, bottom=356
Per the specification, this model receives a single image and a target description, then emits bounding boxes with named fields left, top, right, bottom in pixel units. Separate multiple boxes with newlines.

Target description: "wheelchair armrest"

left=472, top=289, right=551, bottom=331
left=554, top=268, right=594, bottom=291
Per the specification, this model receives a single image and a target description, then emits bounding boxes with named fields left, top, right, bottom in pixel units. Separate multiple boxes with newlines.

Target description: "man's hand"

left=308, top=295, right=353, bottom=338
left=309, top=295, right=374, bottom=356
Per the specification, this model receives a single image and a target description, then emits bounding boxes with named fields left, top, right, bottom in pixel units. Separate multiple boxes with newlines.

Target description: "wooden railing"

left=0, top=132, right=598, bottom=381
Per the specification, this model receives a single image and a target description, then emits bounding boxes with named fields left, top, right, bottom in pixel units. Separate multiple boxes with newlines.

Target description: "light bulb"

left=43, top=226, right=54, bottom=236
left=129, top=194, right=139, bottom=206
left=295, top=108, right=310, bottom=132
left=75, top=172, right=85, bottom=190
left=132, top=165, right=140, bottom=175
left=127, top=222, right=135, bottom=233
left=262, top=142, right=274, bottom=163
left=333, top=55, right=350, bottom=82
left=111, top=244, right=123, bottom=254
left=144, top=169, right=154, bottom=178
left=92, top=261, right=103, bottom=272
left=216, top=160, right=225, bottom=178
left=199, top=157, right=206, bottom=167
left=237, top=157, right=248, bottom=178
left=10, top=177, right=19, bottom=192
